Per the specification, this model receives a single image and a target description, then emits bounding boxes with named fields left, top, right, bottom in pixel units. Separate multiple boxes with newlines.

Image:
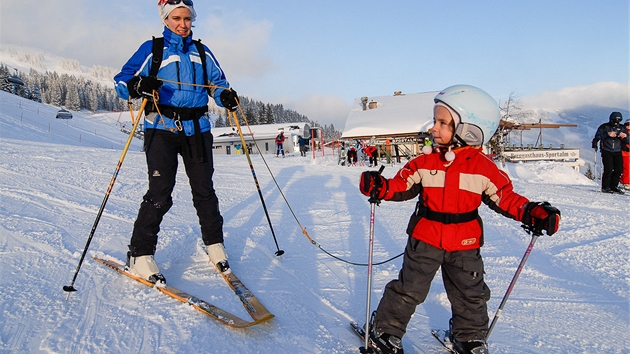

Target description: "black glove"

left=220, top=89, right=239, bottom=111
left=591, top=141, right=598, bottom=151
left=522, top=202, right=561, bottom=236
left=359, top=171, right=387, bottom=200
left=128, top=76, right=162, bottom=99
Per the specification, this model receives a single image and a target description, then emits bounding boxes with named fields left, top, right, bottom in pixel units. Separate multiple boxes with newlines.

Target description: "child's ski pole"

left=361, top=165, right=385, bottom=353
left=486, top=228, right=541, bottom=340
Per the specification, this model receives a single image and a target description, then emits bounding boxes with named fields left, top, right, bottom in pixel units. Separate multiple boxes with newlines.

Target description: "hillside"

left=0, top=43, right=315, bottom=133
left=0, top=43, right=117, bottom=87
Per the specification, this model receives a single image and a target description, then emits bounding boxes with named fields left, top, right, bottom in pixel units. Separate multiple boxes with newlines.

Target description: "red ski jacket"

left=383, top=146, right=529, bottom=252
left=364, top=146, right=377, bottom=155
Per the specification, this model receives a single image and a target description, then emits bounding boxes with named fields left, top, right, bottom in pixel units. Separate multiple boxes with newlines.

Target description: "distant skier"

left=364, top=145, right=378, bottom=167
left=275, top=131, right=285, bottom=157
left=347, top=147, right=358, bottom=166
left=113, top=0, right=238, bottom=283
left=359, top=85, right=561, bottom=354
left=621, top=119, right=630, bottom=189
left=592, top=112, right=628, bottom=194
left=339, top=147, right=347, bottom=165
left=298, top=135, right=308, bottom=157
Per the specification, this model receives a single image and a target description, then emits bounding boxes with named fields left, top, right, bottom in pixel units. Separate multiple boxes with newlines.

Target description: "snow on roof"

left=341, top=91, right=438, bottom=139
left=212, top=122, right=310, bottom=139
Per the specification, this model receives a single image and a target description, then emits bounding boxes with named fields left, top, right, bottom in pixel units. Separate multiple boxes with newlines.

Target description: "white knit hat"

left=157, top=0, right=197, bottom=23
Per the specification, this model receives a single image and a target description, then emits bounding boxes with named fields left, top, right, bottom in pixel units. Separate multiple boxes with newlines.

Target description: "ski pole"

left=593, top=150, right=599, bottom=182
left=63, top=98, right=149, bottom=298
left=361, top=165, right=385, bottom=353
left=486, top=229, right=541, bottom=340
left=594, top=149, right=601, bottom=184
left=228, top=110, right=284, bottom=256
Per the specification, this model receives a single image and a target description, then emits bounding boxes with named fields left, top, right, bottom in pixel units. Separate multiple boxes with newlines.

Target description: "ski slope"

left=0, top=90, right=628, bottom=353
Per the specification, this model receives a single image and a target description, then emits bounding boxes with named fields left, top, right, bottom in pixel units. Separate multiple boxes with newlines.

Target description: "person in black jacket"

left=592, top=112, right=629, bottom=194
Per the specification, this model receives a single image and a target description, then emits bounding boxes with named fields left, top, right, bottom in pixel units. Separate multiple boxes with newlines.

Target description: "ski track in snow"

left=1, top=90, right=629, bottom=353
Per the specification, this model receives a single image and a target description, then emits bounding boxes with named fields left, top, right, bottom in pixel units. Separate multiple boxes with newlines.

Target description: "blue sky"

left=1, top=0, right=628, bottom=128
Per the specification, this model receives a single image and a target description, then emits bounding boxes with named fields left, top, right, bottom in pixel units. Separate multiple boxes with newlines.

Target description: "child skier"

left=359, top=85, right=561, bottom=354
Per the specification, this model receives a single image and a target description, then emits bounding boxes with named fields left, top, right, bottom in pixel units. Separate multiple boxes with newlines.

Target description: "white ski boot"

left=126, top=252, right=166, bottom=285
left=207, top=243, right=230, bottom=274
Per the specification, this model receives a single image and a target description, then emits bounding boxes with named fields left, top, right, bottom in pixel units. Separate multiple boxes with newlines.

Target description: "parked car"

left=55, top=109, right=73, bottom=119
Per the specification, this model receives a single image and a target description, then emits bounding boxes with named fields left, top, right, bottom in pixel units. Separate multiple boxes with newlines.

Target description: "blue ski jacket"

left=114, top=27, right=230, bottom=135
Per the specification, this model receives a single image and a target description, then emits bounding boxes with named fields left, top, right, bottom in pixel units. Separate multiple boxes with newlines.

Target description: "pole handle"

left=368, top=165, right=385, bottom=204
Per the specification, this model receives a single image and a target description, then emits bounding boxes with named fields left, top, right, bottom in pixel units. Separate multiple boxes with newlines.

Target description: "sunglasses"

left=159, top=0, right=193, bottom=6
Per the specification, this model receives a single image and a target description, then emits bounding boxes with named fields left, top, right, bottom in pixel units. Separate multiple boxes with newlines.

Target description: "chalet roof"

left=212, top=122, right=312, bottom=141
left=341, top=91, right=437, bottom=140
left=499, top=120, right=578, bottom=131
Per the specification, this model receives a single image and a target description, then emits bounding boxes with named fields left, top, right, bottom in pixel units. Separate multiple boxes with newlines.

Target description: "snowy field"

left=0, top=90, right=628, bottom=353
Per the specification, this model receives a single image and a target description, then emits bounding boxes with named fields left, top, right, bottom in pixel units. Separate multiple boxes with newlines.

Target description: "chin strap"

left=453, top=134, right=469, bottom=147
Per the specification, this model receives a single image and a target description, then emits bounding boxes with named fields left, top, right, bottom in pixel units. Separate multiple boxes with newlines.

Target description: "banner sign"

left=503, top=149, right=580, bottom=162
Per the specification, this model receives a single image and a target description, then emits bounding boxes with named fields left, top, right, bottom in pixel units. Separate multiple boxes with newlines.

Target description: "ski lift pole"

left=229, top=110, right=284, bottom=256
left=486, top=229, right=540, bottom=340
left=63, top=98, right=149, bottom=298
left=361, top=165, right=384, bottom=353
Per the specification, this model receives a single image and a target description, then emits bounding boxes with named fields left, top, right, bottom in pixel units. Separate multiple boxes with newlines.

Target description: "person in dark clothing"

left=298, top=136, right=308, bottom=157
left=359, top=85, right=560, bottom=354
left=347, top=147, right=358, bottom=166
left=592, top=112, right=629, bottom=194
left=113, top=0, right=238, bottom=283
left=364, top=145, right=379, bottom=167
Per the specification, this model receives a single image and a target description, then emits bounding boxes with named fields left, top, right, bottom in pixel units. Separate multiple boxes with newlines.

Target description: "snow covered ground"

left=1, top=90, right=628, bottom=353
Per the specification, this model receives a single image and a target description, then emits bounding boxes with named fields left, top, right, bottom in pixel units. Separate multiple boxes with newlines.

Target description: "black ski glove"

left=522, top=201, right=561, bottom=236
left=128, top=76, right=162, bottom=99
left=359, top=171, right=387, bottom=200
left=220, top=89, right=239, bottom=111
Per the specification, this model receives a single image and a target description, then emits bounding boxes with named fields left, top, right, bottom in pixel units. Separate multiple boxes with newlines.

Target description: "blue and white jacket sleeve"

left=113, top=40, right=153, bottom=100
left=201, top=43, right=231, bottom=108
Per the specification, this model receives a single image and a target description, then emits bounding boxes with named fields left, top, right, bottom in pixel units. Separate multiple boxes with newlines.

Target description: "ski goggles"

left=158, top=0, right=193, bottom=6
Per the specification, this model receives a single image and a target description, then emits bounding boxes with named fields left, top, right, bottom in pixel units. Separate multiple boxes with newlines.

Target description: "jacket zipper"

left=176, top=62, right=181, bottom=90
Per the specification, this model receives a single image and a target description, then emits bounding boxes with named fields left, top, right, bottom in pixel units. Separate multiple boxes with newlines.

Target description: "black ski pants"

left=374, top=238, right=490, bottom=342
left=129, top=129, right=224, bottom=256
left=601, top=150, right=623, bottom=190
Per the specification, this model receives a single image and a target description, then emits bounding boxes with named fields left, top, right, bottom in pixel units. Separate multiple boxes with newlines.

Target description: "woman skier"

left=113, top=0, right=239, bottom=283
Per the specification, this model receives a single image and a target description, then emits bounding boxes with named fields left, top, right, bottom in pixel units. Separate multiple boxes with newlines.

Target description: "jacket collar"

left=163, top=26, right=193, bottom=51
